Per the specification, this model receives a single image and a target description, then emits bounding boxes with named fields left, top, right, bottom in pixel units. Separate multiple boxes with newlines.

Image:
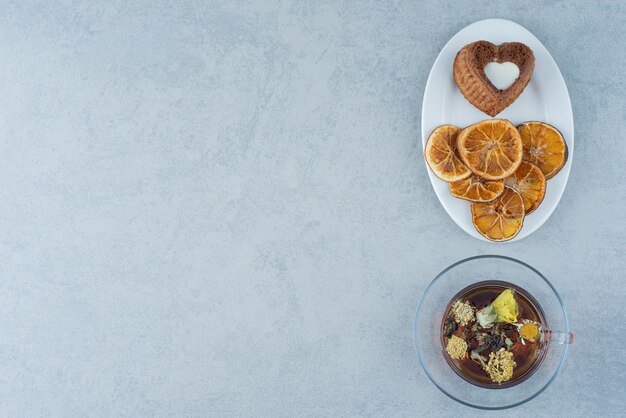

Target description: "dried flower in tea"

left=451, top=300, right=475, bottom=326
left=491, top=289, right=518, bottom=323
left=520, top=322, right=539, bottom=341
left=486, top=348, right=516, bottom=384
left=445, top=335, right=468, bottom=360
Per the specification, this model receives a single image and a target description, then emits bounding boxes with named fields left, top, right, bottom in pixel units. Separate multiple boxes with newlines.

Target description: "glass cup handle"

left=544, top=330, right=574, bottom=344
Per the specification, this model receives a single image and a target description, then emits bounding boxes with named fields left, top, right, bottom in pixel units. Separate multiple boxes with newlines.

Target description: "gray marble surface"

left=1, top=1, right=624, bottom=416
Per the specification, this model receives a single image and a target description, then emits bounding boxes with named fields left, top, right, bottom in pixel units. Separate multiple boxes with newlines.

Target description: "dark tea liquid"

left=440, top=280, right=548, bottom=388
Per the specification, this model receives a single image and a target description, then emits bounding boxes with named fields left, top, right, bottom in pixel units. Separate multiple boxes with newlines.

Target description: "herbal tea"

left=440, top=281, right=547, bottom=388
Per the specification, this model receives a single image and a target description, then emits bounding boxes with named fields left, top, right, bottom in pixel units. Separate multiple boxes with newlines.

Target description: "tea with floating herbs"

left=440, top=281, right=547, bottom=388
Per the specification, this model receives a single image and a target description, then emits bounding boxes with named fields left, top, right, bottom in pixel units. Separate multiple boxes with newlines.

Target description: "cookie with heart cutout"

left=453, top=41, right=535, bottom=117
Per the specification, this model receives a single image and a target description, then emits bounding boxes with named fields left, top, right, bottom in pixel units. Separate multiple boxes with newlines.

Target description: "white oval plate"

left=421, top=19, right=574, bottom=242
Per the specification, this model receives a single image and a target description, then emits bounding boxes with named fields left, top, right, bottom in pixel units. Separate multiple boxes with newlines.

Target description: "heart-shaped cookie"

left=453, top=41, right=535, bottom=117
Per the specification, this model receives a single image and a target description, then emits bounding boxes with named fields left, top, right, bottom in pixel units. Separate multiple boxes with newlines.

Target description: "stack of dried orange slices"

left=425, top=120, right=568, bottom=241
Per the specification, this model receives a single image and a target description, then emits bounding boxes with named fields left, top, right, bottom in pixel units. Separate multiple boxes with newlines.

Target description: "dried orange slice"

left=457, top=119, right=523, bottom=180
left=471, top=187, right=525, bottom=241
left=424, top=125, right=471, bottom=182
left=517, top=122, right=568, bottom=179
left=505, top=161, right=546, bottom=215
left=449, top=175, right=504, bottom=202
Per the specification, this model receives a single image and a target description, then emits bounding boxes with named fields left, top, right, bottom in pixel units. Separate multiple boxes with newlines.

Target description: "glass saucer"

left=413, top=255, right=571, bottom=409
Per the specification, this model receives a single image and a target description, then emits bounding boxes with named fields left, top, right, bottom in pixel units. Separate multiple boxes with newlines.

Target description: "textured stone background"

left=0, top=1, right=624, bottom=416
